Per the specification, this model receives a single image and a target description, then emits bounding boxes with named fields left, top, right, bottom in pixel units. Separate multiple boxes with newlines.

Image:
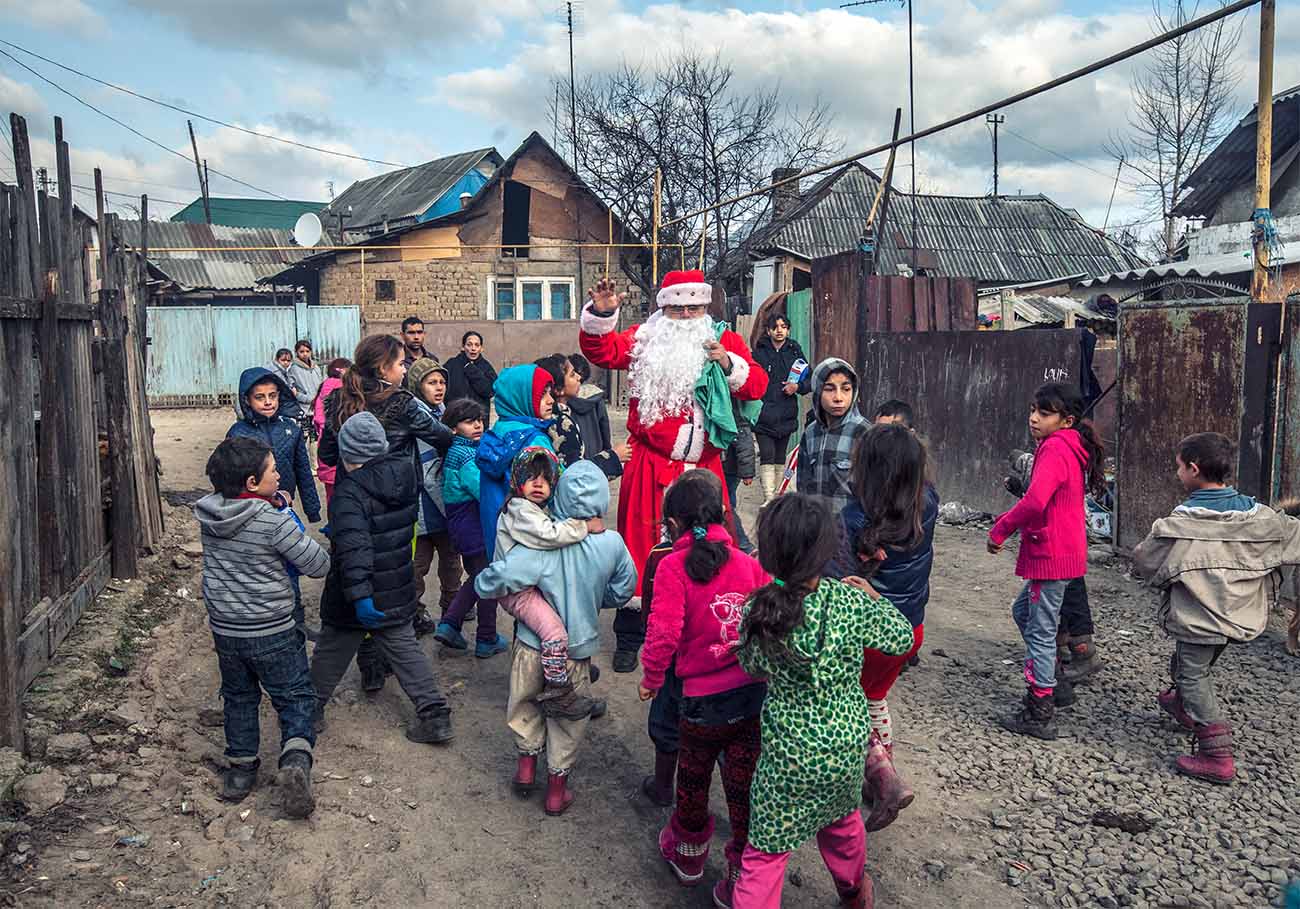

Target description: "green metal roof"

left=170, top=197, right=326, bottom=230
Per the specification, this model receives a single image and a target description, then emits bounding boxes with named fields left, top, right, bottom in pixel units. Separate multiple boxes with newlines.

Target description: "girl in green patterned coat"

left=730, top=494, right=914, bottom=909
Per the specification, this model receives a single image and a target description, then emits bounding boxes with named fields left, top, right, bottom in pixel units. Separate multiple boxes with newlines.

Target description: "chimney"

left=459, top=192, right=473, bottom=210
left=771, top=168, right=801, bottom=219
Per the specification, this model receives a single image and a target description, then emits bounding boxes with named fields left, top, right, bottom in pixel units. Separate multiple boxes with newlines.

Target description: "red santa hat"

left=656, top=269, right=712, bottom=310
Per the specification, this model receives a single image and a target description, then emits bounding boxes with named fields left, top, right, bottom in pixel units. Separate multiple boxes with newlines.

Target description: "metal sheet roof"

left=1173, top=86, right=1300, bottom=217
left=1079, top=248, right=1295, bottom=287
left=740, top=164, right=1144, bottom=285
left=119, top=220, right=311, bottom=291
left=169, top=197, right=326, bottom=231
left=322, top=148, right=502, bottom=233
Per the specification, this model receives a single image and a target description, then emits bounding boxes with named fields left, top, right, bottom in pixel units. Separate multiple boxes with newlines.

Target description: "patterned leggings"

left=675, top=717, right=762, bottom=861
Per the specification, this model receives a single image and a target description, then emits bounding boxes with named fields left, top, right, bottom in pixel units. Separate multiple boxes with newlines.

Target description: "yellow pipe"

left=99, top=243, right=684, bottom=253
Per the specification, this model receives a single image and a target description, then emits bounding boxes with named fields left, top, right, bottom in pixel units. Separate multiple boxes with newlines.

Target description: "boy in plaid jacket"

left=796, top=358, right=868, bottom=513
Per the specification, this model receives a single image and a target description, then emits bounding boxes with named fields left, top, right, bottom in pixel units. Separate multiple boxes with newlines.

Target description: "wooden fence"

left=0, top=113, right=163, bottom=749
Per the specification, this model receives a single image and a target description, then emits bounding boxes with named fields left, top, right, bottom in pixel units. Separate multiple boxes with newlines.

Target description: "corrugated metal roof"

left=119, top=220, right=312, bottom=291
left=170, top=197, right=326, bottom=230
left=741, top=163, right=1144, bottom=285
left=322, top=148, right=502, bottom=233
left=1173, top=87, right=1300, bottom=217
left=1080, top=247, right=1296, bottom=287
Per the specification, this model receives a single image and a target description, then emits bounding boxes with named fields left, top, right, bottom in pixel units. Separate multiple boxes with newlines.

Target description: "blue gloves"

left=354, top=597, right=384, bottom=629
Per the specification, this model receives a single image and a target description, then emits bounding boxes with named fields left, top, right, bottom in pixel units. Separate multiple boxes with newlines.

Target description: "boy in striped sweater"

left=194, top=437, right=330, bottom=816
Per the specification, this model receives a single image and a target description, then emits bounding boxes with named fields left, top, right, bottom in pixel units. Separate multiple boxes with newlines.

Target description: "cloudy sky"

left=0, top=0, right=1292, bottom=236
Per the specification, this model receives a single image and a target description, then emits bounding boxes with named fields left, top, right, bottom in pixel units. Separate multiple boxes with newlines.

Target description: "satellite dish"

left=293, top=212, right=323, bottom=247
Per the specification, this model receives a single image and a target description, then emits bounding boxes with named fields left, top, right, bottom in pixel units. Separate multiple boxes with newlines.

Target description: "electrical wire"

left=0, top=39, right=410, bottom=169
left=0, top=48, right=287, bottom=200
left=1001, top=127, right=1116, bottom=180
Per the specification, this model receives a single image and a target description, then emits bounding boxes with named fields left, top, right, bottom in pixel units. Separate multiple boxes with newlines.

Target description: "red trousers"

left=859, top=624, right=923, bottom=700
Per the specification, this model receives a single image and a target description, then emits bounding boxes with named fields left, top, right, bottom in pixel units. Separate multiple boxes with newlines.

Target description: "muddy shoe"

left=406, top=707, right=453, bottom=745
left=1158, top=686, right=1196, bottom=730
left=999, top=691, right=1058, bottom=741
left=1054, top=676, right=1076, bottom=709
left=434, top=622, right=468, bottom=651
left=360, top=661, right=386, bottom=693
left=537, top=681, right=597, bottom=720
left=277, top=750, right=315, bottom=819
left=412, top=609, right=437, bottom=638
left=612, top=650, right=639, bottom=673
left=312, top=703, right=327, bottom=734
left=1062, top=636, right=1102, bottom=683
left=1175, top=722, right=1235, bottom=784
left=221, top=762, right=259, bottom=802
left=513, top=753, right=540, bottom=797
left=589, top=698, right=608, bottom=720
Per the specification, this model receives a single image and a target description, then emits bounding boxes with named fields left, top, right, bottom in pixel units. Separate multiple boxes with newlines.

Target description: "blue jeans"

left=724, top=472, right=753, bottom=552
left=648, top=661, right=684, bottom=754
left=213, top=628, right=316, bottom=765
left=1011, top=580, right=1069, bottom=690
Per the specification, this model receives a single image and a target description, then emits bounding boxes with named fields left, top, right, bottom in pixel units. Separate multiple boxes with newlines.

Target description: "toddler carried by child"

left=494, top=446, right=599, bottom=718
left=639, top=471, right=769, bottom=904
left=731, top=493, right=914, bottom=909
left=1134, top=431, right=1300, bottom=783
left=194, top=437, right=330, bottom=817
left=988, top=383, right=1106, bottom=740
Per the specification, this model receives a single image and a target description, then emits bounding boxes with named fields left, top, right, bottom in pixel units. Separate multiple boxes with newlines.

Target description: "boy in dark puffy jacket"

left=310, top=412, right=454, bottom=745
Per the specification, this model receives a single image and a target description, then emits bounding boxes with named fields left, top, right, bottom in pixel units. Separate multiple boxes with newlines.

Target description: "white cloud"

left=0, top=73, right=48, bottom=123
left=0, top=0, right=105, bottom=38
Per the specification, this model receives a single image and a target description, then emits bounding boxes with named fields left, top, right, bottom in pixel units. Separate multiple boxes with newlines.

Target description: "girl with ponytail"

left=638, top=470, right=769, bottom=904
left=988, top=382, right=1106, bottom=742
left=731, top=493, right=914, bottom=909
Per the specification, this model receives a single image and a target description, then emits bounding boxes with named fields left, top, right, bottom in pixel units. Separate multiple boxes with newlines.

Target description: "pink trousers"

left=499, top=588, right=567, bottom=645
left=731, top=809, right=866, bottom=909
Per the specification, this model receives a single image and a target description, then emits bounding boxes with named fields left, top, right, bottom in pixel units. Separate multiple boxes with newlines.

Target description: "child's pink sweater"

left=641, top=524, right=769, bottom=698
left=314, top=376, right=343, bottom=485
left=989, top=428, right=1090, bottom=580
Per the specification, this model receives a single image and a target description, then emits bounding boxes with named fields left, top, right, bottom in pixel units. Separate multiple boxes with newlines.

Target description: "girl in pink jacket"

left=639, top=470, right=769, bottom=900
left=988, top=382, right=1106, bottom=741
left=313, top=358, right=350, bottom=505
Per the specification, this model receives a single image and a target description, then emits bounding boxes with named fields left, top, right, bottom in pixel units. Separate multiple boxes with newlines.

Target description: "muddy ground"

left=2, top=406, right=1297, bottom=908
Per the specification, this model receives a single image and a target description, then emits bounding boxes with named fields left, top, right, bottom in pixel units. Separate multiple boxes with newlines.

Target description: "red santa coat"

left=579, top=304, right=768, bottom=594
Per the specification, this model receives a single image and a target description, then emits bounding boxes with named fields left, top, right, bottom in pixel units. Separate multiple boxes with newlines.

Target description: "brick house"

left=267, top=133, right=636, bottom=367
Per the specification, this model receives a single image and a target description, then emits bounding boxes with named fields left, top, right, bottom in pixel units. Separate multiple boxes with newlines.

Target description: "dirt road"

left=4, top=407, right=1297, bottom=908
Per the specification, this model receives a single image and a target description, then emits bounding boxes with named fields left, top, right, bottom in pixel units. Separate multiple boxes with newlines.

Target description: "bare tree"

left=551, top=51, right=839, bottom=299
left=1107, top=0, right=1242, bottom=261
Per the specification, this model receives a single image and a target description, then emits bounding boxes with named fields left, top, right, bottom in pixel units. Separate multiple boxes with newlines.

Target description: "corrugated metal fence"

left=146, top=304, right=361, bottom=405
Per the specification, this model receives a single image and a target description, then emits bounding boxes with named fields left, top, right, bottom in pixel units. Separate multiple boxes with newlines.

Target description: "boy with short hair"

left=227, top=367, right=321, bottom=524
left=194, top=437, right=330, bottom=815
left=795, top=357, right=868, bottom=512
left=874, top=399, right=915, bottom=429
left=1134, top=431, right=1300, bottom=784
left=310, top=412, right=455, bottom=744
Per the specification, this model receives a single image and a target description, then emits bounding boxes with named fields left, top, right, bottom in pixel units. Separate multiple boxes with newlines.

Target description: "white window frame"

left=486, top=276, right=577, bottom=321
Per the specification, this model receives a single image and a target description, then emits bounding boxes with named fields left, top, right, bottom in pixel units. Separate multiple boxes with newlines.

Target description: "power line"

left=0, top=39, right=409, bottom=169
left=0, top=47, right=287, bottom=200
left=1000, top=126, right=1115, bottom=180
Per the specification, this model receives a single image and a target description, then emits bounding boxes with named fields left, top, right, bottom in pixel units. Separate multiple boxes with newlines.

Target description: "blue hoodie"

left=474, top=460, right=637, bottom=659
left=477, top=364, right=555, bottom=558
left=226, top=367, right=321, bottom=522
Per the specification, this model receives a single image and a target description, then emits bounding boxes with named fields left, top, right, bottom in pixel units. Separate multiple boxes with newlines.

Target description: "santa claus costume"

left=580, top=270, right=767, bottom=593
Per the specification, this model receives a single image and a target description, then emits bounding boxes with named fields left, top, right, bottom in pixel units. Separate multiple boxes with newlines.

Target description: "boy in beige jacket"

left=1134, top=433, right=1300, bottom=784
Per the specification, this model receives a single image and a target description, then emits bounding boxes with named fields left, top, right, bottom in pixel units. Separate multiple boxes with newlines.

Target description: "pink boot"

left=711, top=857, right=741, bottom=908
left=838, top=877, right=875, bottom=909
left=543, top=771, right=575, bottom=816
left=1175, top=722, right=1235, bottom=784
left=1157, top=686, right=1195, bottom=730
left=658, top=812, right=714, bottom=886
left=862, top=733, right=914, bottom=832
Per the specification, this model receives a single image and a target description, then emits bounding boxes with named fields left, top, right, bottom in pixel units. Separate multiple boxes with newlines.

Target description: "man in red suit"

left=579, top=270, right=768, bottom=610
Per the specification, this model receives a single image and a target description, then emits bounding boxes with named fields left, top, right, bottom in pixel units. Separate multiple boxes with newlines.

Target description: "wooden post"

left=1251, top=0, right=1276, bottom=303
left=605, top=209, right=612, bottom=276
left=699, top=210, right=708, bottom=271
left=98, top=204, right=140, bottom=579
left=188, top=121, right=211, bottom=225
left=137, top=195, right=150, bottom=360
left=652, top=168, right=661, bottom=286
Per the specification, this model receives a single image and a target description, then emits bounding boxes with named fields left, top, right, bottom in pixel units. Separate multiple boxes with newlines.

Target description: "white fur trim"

left=656, top=282, right=712, bottom=309
left=725, top=351, right=751, bottom=392
left=580, top=301, right=619, bottom=335
left=670, top=404, right=707, bottom=463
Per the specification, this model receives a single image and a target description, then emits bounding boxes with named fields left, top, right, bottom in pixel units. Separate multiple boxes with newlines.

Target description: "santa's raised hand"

left=587, top=277, right=627, bottom=316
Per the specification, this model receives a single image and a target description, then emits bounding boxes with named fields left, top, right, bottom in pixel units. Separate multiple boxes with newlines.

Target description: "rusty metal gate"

left=858, top=329, right=1082, bottom=516
left=1116, top=298, right=1285, bottom=549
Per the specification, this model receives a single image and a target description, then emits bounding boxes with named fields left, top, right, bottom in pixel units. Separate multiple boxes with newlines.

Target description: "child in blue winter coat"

left=405, top=358, right=460, bottom=636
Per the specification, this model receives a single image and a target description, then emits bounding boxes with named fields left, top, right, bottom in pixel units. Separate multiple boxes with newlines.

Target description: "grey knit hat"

left=338, top=412, right=390, bottom=465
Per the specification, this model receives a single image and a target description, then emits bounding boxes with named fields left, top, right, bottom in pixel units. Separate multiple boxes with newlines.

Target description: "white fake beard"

left=628, top=311, right=714, bottom=427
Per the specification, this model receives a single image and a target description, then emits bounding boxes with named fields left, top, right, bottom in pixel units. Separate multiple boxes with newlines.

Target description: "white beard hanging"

left=628, top=311, right=714, bottom=427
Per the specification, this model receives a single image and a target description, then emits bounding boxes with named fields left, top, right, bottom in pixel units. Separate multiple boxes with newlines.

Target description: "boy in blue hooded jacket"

left=227, top=367, right=321, bottom=523
left=475, top=460, right=638, bottom=816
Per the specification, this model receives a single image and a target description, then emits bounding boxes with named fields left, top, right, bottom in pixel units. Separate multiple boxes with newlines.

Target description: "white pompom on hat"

left=656, top=269, right=712, bottom=309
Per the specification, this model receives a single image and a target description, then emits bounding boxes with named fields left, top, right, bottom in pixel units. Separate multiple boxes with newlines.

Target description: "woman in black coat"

left=751, top=311, right=808, bottom=500
left=443, top=330, right=498, bottom=414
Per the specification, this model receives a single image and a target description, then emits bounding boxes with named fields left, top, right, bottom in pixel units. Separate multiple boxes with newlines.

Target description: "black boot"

left=641, top=749, right=677, bottom=807
left=999, top=691, right=1058, bottom=740
left=277, top=749, right=315, bottom=819
left=1053, top=660, right=1076, bottom=708
left=312, top=702, right=327, bottom=734
left=412, top=609, right=438, bottom=638
left=537, top=680, right=597, bottom=720
left=612, top=650, right=639, bottom=673
left=360, top=660, right=386, bottom=693
left=1062, top=635, right=1102, bottom=683
left=406, top=706, right=454, bottom=744
left=221, top=760, right=260, bottom=802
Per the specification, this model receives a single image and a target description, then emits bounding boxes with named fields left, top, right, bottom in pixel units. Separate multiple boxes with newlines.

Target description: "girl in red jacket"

left=638, top=470, right=769, bottom=902
left=988, top=383, right=1105, bottom=740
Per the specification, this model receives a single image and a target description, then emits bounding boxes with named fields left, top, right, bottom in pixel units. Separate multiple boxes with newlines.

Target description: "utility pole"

left=1250, top=0, right=1276, bottom=303
left=568, top=0, right=585, bottom=299
left=187, top=120, right=211, bottom=224
left=1103, top=156, right=1124, bottom=231
left=986, top=113, right=1005, bottom=197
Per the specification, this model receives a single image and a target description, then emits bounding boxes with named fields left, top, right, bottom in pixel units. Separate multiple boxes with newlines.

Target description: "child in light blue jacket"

left=474, top=460, right=638, bottom=815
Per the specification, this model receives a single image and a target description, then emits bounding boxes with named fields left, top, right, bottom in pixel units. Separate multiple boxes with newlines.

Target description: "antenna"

left=293, top=212, right=323, bottom=247
left=986, top=113, right=1005, bottom=197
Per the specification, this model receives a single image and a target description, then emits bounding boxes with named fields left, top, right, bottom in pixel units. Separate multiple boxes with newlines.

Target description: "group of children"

left=195, top=329, right=1300, bottom=906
